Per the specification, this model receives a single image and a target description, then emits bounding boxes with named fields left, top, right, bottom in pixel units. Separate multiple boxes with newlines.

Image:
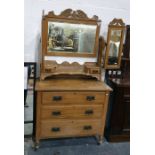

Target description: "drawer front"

left=40, top=119, right=101, bottom=138
left=42, top=92, right=105, bottom=105
left=41, top=105, right=103, bottom=119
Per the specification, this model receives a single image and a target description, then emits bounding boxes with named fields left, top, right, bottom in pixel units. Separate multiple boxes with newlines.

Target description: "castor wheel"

left=32, top=142, right=40, bottom=151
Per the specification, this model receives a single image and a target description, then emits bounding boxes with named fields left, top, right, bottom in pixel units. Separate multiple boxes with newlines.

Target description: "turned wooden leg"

left=96, top=135, right=104, bottom=145
left=98, top=135, right=103, bottom=144
left=32, top=139, right=40, bottom=151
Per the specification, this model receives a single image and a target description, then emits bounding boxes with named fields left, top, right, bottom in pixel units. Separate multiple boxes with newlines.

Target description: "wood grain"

left=104, top=18, right=126, bottom=69
left=34, top=79, right=112, bottom=144
left=41, top=104, right=104, bottom=119
left=35, top=79, right=112, bottom=91
left=40, top=119, right=102, bottom=138
left=42, top=92, right=105, bottom=105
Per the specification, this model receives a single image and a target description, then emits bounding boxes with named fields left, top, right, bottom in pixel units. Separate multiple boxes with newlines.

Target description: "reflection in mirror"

left=47, top=22, right=97, bottom=54
left=108, top=30, right=121, bottom=65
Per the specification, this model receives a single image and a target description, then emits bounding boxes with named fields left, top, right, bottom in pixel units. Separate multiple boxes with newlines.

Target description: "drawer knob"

left=53, top=96, right=62, bottom=101
left=86, top=96, right=95, bottom=101
left=52, top=111, right=61, bottom=116
left=85, top=110, right=93, bottom=115
left=83, top=125, right=92, bottom=130
left=51, top=127, right=60, bottom=132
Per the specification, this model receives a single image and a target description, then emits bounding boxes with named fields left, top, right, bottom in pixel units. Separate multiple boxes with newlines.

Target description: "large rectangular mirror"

left=42, top=9, right=101, bottom=58
left=48, top=22, right=97, bottom=54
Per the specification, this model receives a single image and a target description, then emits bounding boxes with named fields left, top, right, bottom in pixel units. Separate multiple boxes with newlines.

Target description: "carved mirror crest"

left=104, top=18, right=126, bottom=69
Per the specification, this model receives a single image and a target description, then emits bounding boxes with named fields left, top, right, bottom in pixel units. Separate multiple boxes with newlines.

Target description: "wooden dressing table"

left=33, top=9, right=112, bottom=149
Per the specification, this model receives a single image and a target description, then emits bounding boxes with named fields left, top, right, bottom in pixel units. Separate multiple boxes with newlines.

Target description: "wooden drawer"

left=42, top=92, right=105, bottom=105
left=40, top=119, right=101, bottom=138
left=41, top=104, right=103, bottom=119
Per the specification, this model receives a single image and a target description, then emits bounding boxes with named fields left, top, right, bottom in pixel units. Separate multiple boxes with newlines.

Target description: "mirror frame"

left=104, top=18, right=126, bottom=69
left=41, top=9, right=101, bottom=60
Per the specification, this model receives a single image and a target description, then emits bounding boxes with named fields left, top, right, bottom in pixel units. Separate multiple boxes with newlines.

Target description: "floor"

left=24, top=91, right=130, bottom=155
left=24, top=137, right=130, bottom=155
left=24, top=91, right=33, bottom=135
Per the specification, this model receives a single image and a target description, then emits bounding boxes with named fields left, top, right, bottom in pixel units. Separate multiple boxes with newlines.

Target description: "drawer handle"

left=51, top=127, right=60, bottom=132
left=86, top=96, right=95, bottom=101
left=85, top=110, right=93, bottom=115
left=53, top=96, right=62, bottom=101
left=83, top=125, right=92, bottom=130
left=52, top=111, right=61, bottom=116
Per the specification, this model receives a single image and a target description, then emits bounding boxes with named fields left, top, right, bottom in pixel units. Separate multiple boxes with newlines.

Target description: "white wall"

left=24, top=0, right=130, bottom=62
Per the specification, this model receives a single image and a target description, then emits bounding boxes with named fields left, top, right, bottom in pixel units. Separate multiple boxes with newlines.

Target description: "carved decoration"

left=60, top=9, right=73, bottom=18
left=61, top=61, right=81, bottom=66
left=42, top=60, right=101, bottom=80
left=71, top=62, right=81, bottom=66
left=48, top=11, right=56, bottom=17
left=47, top=9, right=99, bottom=21
left=109, top=18, right=125, bottom=26
left=92, top=15, right=99, bottom=21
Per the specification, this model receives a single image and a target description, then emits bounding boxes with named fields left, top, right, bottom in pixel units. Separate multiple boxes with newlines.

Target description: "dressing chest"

left=35, top=79, right=112, bottom=146
left=33, top=9, right=113, bottom=148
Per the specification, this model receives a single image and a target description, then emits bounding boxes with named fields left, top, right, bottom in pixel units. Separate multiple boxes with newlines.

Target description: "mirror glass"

left=47, top=21, right=97, bottom=54
left=108, top=30, right=122, bottom=65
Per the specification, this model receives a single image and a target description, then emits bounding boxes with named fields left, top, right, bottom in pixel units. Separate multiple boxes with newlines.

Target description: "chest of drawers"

left=34, top=79, right=112, bottom=147
left=105, top=78, right=130, bottom=142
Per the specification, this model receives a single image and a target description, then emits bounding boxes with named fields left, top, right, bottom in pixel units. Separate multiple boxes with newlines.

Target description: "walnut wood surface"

left=105, top=78, right=130, bottom=142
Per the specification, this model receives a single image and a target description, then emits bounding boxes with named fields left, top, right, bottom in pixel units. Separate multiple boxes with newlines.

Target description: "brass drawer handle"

left=86, top=96, right=95, bottom=101
left=85, top=110, right=93, bottom=115
left=51, top=127, right=60, bottom=132
left=53, top=96, right=62, bottom=101
left=83, top=125, right=92, bottom=130
left=52, top=111, right=61, bottom=116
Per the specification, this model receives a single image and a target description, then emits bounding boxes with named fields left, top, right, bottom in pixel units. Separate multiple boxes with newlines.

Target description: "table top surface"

left=35, top=78, right=112, bottom=92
